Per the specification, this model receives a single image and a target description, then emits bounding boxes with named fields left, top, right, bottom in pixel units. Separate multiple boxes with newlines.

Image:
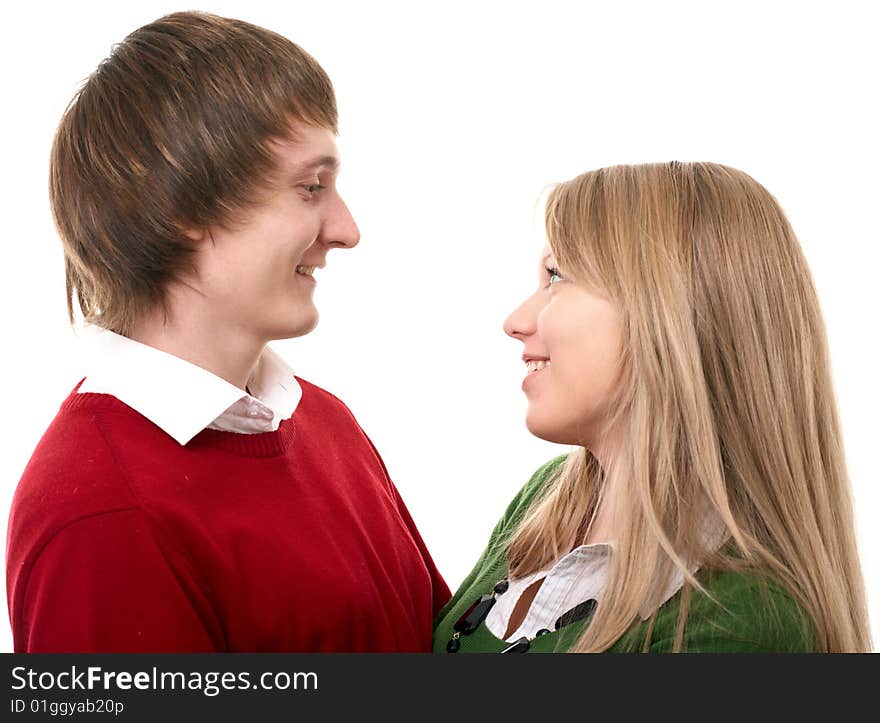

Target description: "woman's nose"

left=503, top=293, right=539, bottom=340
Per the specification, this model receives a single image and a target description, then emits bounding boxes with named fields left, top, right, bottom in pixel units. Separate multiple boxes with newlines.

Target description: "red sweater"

left=7, top=378, right=450, bottom=652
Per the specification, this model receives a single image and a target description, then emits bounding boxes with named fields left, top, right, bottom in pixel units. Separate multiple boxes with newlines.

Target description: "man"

left=7, top=11, right=449, bottom=652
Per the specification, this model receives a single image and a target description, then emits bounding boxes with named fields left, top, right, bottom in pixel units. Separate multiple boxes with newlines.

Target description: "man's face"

left=187, top=123, right=360, bottom=343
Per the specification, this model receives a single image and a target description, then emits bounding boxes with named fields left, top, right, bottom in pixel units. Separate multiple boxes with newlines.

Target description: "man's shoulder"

left=12, top=404, right=139, bottom=536
left=293, top=375, right=362, bottom=424
left=19, top=399, right=120, bottom=478
left=293, top=374, right=339, bottom=401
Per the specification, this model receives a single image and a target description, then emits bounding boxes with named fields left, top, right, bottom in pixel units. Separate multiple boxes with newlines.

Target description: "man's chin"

left=255, top=306, right=319, bottom=342
left=279, top=311, right=319, bottom=340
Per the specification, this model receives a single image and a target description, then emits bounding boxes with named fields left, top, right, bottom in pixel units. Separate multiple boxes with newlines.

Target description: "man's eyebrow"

left=292, top=155, right=340, bottom=173
left=542, top=253, right=553, bottom=265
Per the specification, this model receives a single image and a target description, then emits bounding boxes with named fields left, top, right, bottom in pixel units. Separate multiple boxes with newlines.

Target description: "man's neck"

left=128, top=313, right=265, bottom=392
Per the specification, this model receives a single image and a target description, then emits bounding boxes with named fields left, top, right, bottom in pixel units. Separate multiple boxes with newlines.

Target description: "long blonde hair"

left=507, top=162, right=870, bottom=652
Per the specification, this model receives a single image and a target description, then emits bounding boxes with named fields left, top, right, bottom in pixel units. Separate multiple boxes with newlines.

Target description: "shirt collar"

left=76, top=325, right=302, bottom=445
left=574, top=512, right=730, bottom=620
left=548, top=539, right=714, bottom=621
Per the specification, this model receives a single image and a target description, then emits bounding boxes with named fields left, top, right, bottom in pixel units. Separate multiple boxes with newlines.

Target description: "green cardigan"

left=433, top=455, right=817, bottom=653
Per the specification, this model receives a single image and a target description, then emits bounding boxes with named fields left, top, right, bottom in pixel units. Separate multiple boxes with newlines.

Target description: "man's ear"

left=181, top=226, right=207, bottom=243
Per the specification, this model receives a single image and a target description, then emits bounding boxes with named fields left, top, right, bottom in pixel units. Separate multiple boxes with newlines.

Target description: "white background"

left=1, top=0, right=877, bottom=652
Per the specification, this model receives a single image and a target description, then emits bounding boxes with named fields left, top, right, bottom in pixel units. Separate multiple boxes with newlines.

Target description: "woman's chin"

left=524, top=411, right=567, bottom=445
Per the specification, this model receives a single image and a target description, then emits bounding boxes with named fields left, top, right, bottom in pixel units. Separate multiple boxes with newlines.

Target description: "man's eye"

left=545, top=266, right=564, bottom=287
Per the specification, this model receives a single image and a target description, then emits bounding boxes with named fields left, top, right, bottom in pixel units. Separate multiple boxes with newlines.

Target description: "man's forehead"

left=269, top=129, right=341, bottom=174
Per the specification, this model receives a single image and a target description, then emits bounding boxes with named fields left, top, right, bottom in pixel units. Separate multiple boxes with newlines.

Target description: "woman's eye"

left=545, top=266, right=564, bottom=287
left=304, top=184, right=325, bottom=194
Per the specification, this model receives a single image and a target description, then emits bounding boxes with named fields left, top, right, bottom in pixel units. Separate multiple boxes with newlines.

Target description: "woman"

left=434, top=162, right=870, bottom=653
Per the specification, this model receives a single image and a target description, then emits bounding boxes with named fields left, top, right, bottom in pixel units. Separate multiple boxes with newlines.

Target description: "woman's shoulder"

left=521, top=453, right=569, bottom=499
left=495, top=454, right=569, bottom=534
left=663, top=568, right=817, bottom=653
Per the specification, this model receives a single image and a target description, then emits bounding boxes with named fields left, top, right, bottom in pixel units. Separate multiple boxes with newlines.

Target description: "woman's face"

left=503, top=244, right=625, bottom=447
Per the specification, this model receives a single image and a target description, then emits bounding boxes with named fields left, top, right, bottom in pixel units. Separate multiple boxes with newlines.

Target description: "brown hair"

left=50, top=11, right=337, bottom=336
left=507, top=162, right=870, bottom=652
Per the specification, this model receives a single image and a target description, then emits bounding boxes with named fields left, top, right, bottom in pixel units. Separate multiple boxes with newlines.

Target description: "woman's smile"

left=522, top=358, right=551, bottom=389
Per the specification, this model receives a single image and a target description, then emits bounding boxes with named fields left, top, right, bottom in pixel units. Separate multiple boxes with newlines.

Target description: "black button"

left=453, top=594, right=497, bottom=634
left=555, top=599, right=598, bottom=630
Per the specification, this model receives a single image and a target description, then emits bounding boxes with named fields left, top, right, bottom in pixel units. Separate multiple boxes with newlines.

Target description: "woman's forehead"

left=541, top=244, right=556, bottom=263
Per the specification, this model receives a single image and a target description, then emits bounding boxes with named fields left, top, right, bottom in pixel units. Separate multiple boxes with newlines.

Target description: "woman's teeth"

left=295, top=265, right=316, bottom=276
left=525, top=359, right=551, bottom=373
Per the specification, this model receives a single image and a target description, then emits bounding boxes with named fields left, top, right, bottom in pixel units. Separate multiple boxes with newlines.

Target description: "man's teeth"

left=295, top=266, right=316, bottom=276
left=525, top=360, right=551, bottom=373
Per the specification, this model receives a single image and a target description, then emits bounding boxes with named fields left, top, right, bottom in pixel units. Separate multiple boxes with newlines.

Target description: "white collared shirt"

left=487, top=509, right=731, bottom=642
left=485, top=542, right=688, bottom=641
left=76, top=325, right=302, bottom=445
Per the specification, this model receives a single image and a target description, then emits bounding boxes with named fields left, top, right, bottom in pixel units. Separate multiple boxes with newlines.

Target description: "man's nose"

left=323, top=193, right=360, bottom=249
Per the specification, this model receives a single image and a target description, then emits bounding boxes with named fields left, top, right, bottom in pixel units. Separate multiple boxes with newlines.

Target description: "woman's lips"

left=522, top=364, right=549, bottom=390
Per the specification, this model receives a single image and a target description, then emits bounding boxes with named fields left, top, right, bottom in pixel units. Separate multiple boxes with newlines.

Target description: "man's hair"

left=50, top=11, right=337, bottom=336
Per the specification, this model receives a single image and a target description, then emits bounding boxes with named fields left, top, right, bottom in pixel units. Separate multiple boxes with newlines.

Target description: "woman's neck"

left=583, top=425, right=624, bottom=545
